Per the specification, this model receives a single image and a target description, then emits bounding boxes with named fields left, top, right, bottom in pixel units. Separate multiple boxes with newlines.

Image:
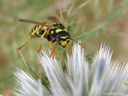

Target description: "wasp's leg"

left=37, top=31, right=48, bottom=53
left=18, top=35, right=32, bottom=50
left=49, top=41, right=53, bottom=49
left=49, top=41, right=55, bottom=57
left=66, top=40, right=72, bottom=54
left=18, top=29, right=38, bottom=50
left=49, top=42, right=58, bottom=58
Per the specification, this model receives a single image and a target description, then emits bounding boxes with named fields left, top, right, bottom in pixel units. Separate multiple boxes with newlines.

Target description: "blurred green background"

left=0, top=0, right=128, bottom=95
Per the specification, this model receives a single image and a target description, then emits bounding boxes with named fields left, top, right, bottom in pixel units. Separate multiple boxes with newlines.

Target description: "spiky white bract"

left=14, top=68, right=51, bottom=96
left=14, top=43, right=128, bottom=96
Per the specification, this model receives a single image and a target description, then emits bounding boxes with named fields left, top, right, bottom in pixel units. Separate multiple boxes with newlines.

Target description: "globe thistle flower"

left=14, top=43, right=128, bottom=96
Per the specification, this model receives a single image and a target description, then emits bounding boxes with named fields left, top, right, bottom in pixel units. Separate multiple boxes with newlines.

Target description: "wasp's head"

left=56, top=32, right=71, bottom=48
left=59, top=39, right=71, bottom=48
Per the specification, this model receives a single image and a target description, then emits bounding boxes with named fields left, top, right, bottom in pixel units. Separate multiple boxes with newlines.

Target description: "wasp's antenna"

left=70, top=39, right=86, bottom=50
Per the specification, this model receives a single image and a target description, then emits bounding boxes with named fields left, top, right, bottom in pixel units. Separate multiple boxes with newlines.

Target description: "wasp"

left=18, top=17, right=86, bottom=57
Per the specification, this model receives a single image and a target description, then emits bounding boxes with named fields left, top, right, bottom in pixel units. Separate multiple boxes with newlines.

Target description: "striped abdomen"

left=30, top=25, right=48, bottom=37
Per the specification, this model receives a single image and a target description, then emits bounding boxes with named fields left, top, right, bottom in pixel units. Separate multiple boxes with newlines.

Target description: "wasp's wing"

left=19, top=19, right=51, bottom=28
left=47, top=16, right=60, bottom=23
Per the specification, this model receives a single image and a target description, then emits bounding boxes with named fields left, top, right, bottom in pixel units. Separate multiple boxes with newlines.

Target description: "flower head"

left=14, top=43, right=128, bottom=96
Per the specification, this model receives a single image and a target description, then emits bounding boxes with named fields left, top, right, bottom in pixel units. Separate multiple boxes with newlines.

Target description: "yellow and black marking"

left=18, top=17, right=86, bottom=58
left=30, top=25, right=48, bottom=37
